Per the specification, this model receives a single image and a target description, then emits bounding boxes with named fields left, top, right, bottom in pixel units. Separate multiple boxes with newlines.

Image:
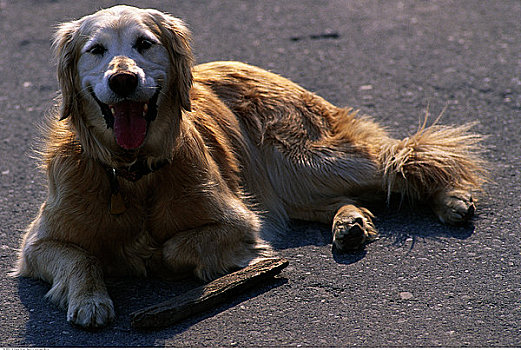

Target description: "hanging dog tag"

left=107, top=167, right=126, bottom=215
left=110, top=192, right=126, bottom=215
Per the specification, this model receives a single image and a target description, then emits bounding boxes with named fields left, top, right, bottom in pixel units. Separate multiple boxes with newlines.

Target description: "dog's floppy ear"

left=53, top=20, right=82, bottom=120
left=145, top=11, right=193, bottom=112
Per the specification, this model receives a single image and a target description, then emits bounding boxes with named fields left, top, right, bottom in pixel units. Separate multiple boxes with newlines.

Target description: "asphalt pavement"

left=1, top=0, right=520, bottom=347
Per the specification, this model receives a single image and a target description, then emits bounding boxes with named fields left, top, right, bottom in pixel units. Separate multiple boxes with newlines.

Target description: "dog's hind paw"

left=332, top=205, right=377, bottom=252
left=432, top=189, right=476, bottom=225
left=67, top=293, right=115, bottom=329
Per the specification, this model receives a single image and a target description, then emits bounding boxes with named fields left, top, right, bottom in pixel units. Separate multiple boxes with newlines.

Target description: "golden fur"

left=14, top=5, right=486, bottom=328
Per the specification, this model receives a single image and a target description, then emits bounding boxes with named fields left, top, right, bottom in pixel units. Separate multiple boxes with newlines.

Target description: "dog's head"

left=54, top=5, right=193, bottom=160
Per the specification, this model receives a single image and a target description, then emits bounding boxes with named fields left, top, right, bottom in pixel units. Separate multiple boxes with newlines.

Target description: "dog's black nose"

left=108, top=72, right=138, bottom=97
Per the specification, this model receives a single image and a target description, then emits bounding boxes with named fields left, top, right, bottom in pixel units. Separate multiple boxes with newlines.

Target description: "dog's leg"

left=431, top=188, right=475, bottom=225
left=162, top=204, right=271, bottom=281
left=162, top=224, right=271, bottom=281
left=16, top=232, right=115, bottom=328
left=379, top=123, right=486, bottom=224
left=287, top=199, right=378, bottom=252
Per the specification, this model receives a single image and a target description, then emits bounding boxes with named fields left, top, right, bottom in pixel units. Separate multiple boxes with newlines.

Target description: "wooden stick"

left=130, top=257, right=289, bottom=329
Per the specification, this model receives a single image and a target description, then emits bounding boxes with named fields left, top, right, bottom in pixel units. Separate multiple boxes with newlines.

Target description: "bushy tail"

left=379, top=121, right=488, bottom=202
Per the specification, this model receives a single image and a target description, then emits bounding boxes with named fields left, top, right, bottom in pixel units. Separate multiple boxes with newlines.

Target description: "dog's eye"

left=134, top=37, right=154, bottom=53
left=87, top=44, right=107, bottom=56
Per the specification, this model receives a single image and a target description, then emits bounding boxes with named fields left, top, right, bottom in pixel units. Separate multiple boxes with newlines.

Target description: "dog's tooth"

left=110, top=106, right=115, bottom=116
left=143, top=103, right=148, bottom=117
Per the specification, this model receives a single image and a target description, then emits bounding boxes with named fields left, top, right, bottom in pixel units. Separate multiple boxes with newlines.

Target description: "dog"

left=14, top=5, right=486, bottom=328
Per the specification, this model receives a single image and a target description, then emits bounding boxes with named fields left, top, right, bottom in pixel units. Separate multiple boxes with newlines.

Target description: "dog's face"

left=54, top=5, right=192, bottom=158
left=77, top=10, right=170, bottom=151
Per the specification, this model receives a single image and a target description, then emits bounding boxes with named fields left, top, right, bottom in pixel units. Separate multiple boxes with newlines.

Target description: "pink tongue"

left=112, top=101, right=147, bottom=150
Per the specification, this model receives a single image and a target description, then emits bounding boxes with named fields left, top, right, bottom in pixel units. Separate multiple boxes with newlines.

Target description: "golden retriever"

left=14, top=5, right=486, bottom=328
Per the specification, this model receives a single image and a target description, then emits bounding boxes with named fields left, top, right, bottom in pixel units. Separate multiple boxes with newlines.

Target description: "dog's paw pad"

left=67, top=294, right=115, bottom=329
left=332, top=211, right=377, bottom=252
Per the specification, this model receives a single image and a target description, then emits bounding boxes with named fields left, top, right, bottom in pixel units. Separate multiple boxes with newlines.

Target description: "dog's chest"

left=89, top=182, right=206, bottom=275
left=112, top=176, right=214, bottom=243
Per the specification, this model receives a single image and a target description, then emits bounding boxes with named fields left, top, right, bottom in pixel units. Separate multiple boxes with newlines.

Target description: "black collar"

left=103, top=159, right=169, bottom=215
left=117, top=159, right=168, bottom=182
left=104, top=159, right=169, bottom=182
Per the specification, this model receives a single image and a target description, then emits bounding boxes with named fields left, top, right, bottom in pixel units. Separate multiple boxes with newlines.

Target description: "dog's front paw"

left=332, top=205, right=377, bottom=252
left=432, top=189, right=475, bottom=225
left=67, top=293, right=115, bottom=329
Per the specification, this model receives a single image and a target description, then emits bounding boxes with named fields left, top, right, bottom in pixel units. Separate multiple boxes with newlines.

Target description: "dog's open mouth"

left=91, top=89, right=159, bottom=150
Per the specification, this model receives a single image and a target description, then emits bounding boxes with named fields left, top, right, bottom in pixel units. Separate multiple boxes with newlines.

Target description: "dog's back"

left=192, top=61, right=390, bottom=224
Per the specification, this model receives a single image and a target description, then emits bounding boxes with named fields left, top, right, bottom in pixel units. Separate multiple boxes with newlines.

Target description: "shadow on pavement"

left=17, top=273, right=287, bottom=346
left=332, top=247, right=367, bottom=265
left=372, top=200, right=476, bottom=250
left=270, top=195, right=476, bottom=255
